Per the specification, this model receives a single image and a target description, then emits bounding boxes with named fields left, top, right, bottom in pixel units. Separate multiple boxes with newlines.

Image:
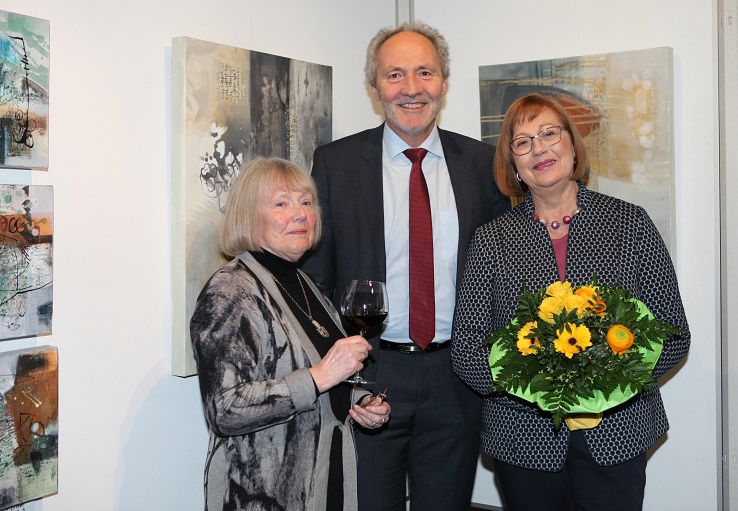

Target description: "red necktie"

left=404, top=148, right=435, bottom=350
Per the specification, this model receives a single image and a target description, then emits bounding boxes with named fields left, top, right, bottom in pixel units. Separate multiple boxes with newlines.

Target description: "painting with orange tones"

left=480, top=47, right=675, bottom=257
left=0, top=345, right=57, bottom=508
left=0, top=10, right=50, bottom=170
left=0, top=185, right=53, bottom=341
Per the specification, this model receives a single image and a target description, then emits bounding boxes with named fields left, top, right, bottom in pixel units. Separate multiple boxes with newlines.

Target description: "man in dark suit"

left=302, top=21, right=508, bottom=511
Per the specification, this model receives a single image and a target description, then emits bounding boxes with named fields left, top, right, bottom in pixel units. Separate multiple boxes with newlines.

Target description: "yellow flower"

left=575, top=286, right=606, bottom=316
left=564, top=294, right=586, bottom=318
left=547, top=281, right=573, bottom=300
left=554, top=323, right=592, bottom=359
left=538, top=296, right=563, bottom=324
left=607, top=324, right=634, bottom=355
left=516, top=321, right=541, bottom=356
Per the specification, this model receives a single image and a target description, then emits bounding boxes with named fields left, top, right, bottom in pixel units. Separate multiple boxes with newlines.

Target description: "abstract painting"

left=0, top=11, right=49, bottom=170
left=0, top=185, right=53, bottom=341
left=171, top=37, right=332, bottom=376
left=0, top=345, right=58, bottom=509
left=480, top=47, right=675, bottom=257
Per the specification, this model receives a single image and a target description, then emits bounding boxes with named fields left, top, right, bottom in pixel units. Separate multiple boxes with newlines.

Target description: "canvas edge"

left=170, top=36, right=197, bottom=378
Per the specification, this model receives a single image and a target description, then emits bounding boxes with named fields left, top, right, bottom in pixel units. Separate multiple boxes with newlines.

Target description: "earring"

left=516, top=172, right=522, bottom=182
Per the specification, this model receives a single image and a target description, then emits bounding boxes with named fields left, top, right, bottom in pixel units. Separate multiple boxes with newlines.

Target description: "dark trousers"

left=356, top=347, right=480, bottom=511
left=493, top=429, right=647, bottom=511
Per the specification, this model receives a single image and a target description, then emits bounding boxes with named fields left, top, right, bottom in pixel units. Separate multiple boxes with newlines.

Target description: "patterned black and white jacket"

left=190, top=252, right=365, bottom=510
left=451, top=184, right=690, bottom=471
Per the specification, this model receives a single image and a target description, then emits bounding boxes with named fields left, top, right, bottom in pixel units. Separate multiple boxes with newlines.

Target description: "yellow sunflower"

left=516, top=321, right=541, bottom=356
left=554, top=323, right=592, bottom=359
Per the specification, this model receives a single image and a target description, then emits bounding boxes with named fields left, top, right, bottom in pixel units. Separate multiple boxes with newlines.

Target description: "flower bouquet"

left=486, top=275, right=681, bottom=431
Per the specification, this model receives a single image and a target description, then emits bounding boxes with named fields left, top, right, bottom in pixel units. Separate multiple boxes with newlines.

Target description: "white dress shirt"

left=381, top=124, right=459, bottom=344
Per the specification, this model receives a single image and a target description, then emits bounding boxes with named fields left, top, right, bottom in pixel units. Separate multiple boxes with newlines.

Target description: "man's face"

left=371, top=31, right=448, bottom=147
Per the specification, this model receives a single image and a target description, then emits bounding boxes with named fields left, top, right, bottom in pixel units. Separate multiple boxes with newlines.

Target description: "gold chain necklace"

left=265, top=269, right=330, bottom=338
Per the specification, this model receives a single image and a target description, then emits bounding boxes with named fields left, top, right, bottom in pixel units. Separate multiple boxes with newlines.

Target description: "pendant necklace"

left=266, top=269, right=330, bottom=338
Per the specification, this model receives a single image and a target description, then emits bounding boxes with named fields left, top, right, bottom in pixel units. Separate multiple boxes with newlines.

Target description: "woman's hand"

left=349, top=394, right=391, bottom=429
left=308, top=335, right=371, bottom=392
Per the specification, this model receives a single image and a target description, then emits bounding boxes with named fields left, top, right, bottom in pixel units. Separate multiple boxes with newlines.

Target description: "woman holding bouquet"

left=451, top=93, right=690, bottom=510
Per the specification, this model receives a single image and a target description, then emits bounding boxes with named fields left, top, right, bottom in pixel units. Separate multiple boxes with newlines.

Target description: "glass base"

left=343, top=375, right=373, bottom=385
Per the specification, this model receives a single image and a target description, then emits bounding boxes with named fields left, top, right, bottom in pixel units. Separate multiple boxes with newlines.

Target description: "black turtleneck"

left=252, top=249, right=353, bottom=415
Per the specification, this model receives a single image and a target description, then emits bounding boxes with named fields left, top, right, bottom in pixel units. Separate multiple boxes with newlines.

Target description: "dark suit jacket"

left=301, top=123, right=509, bottom=429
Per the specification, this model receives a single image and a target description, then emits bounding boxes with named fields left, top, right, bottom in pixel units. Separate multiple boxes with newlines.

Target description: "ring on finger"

left=380, top=416, right=386, bottom=424
left=371, top=421, right=377, bottom=427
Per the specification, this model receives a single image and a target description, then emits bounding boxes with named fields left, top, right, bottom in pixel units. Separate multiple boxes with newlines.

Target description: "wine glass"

left=340, top=280, right=388, bottom=385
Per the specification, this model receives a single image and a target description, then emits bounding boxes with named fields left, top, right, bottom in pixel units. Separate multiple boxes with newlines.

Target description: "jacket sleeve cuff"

left=285, top=368, right=318, bottom=412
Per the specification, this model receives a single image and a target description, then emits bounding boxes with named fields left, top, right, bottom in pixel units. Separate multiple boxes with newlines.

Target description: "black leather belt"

left=380, top=340, right=450, bottom=354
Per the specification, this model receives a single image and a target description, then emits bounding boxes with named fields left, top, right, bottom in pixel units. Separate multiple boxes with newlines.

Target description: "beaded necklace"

left=532, top=200, right=583, bottom=230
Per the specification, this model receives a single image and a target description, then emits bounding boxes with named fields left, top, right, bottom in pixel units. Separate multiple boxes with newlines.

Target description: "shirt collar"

left=383, top=123, right=444, bottom=162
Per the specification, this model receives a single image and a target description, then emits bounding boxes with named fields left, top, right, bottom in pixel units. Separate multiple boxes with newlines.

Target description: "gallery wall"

left=0, top=0, right=719, bottom=510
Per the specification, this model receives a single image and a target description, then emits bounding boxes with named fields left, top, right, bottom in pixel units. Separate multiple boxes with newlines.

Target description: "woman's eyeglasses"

left=510, top=125, right=565, bottom=156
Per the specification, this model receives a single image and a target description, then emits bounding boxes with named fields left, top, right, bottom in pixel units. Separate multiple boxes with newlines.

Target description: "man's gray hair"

left=364, top=21, right=450, bottom=87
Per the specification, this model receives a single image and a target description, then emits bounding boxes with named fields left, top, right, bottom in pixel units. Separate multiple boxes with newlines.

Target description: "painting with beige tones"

left=480, top=47, right=675, bottom=257
left=0, top=345, right=58, bottom=509
left=171, top=37, right=332, bottom=376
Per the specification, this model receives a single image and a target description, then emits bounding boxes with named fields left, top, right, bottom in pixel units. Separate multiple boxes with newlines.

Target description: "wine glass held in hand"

left=340, top=280, right=388, bottom=385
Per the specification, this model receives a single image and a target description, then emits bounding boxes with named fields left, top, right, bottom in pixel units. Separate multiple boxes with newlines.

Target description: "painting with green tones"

left=0, top=185, right=53, bottom=340
left=0, top=10, right=50, bottom=170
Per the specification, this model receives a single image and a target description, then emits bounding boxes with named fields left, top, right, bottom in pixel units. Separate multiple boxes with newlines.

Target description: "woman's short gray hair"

left=364, top=21, right=450, bottom=87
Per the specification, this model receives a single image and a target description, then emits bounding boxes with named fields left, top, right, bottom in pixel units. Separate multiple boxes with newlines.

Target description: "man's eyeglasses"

left=510, top=125, right=566, bottom=156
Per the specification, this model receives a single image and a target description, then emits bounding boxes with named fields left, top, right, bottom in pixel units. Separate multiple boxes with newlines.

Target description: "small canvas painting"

left=0, top=11, right=50, bottom=170
left=0, top=345, right=58, bottom=509
left=171, top=37, right=332, bottom=376
left=480, top=47, right=675, bottom=257
left=0, top=185, right=53, bottom=341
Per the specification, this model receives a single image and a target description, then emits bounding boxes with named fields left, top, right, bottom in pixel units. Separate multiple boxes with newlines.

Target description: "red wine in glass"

left=341, top=280, right=388, bottom=385
left=345, top=310, right=388, bottom=334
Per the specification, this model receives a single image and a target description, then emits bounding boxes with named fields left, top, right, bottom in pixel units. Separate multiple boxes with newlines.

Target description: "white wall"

left=414, top=1, right=719, bottom=509
left=0, top=0, right=719, bottom=510
left=0, top=1, right=392, bottom=509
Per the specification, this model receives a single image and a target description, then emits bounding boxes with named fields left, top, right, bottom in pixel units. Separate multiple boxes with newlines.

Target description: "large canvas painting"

left=0, top=185, right=53, bottom=341
left=171, top=37, right=332, bottom=376
left=0, top=345, right=58, bottom=509
left=0, top=11, right=49, bottom=170
left=480, top=47, right=675, bottom=257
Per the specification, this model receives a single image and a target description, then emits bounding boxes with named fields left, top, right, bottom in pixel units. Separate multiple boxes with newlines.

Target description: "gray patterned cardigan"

left=451, top=184, right=690, bottom=471
left=191, top=252, right=367, bottom=510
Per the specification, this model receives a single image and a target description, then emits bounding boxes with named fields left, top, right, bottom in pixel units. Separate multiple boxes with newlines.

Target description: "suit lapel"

left=357, top=125, right=387, bottom=281
left=439, top=129, right=472, bottom=269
